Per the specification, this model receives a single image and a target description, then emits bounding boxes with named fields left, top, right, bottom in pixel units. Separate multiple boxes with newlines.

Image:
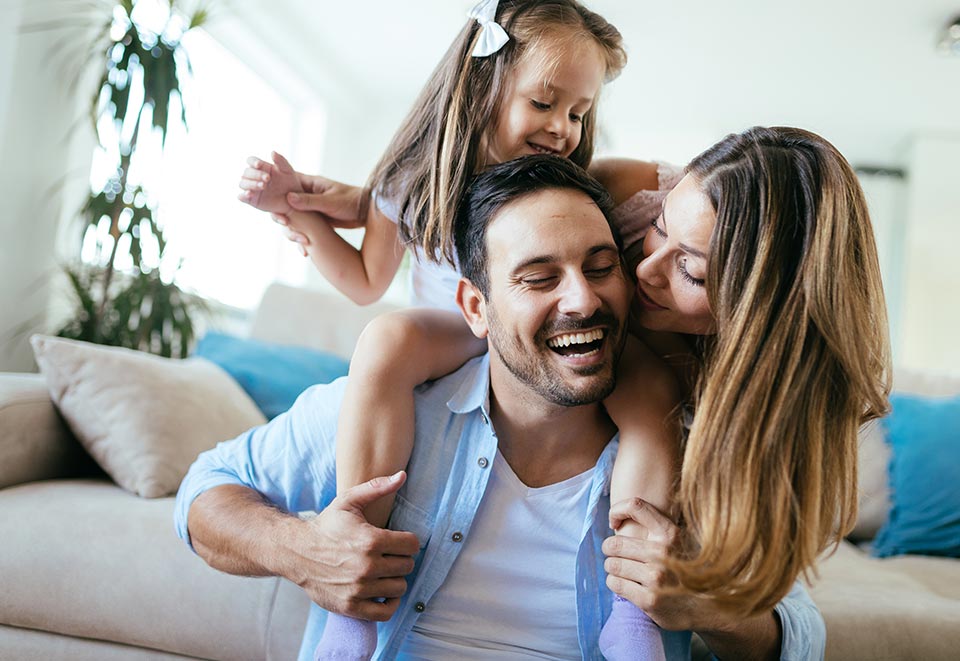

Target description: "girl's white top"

left=376, top=194, right=462, bottom=312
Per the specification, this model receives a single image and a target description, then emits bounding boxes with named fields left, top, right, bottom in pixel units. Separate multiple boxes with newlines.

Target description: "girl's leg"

left=599, top=338, right=682, bottom=661
left=315, top=309, right=485, bottom=661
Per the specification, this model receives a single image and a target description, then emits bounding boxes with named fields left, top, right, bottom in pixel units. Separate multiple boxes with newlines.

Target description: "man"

left=175, top=155, right=824, bottom=660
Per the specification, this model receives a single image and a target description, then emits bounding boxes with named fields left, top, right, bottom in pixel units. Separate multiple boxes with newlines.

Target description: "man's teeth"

left=547, top=329, right=604, bottom=348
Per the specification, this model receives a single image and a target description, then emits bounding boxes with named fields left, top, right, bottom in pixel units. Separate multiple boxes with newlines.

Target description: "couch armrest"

left=0, top=373, right=94, bottom=488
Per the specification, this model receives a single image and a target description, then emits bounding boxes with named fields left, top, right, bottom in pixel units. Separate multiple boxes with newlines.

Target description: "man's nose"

left=557, top=273, right=602, bottom=317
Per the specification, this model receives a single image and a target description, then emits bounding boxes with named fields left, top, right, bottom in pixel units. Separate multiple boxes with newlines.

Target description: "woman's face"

left=633, top=174, right=717, bottom=335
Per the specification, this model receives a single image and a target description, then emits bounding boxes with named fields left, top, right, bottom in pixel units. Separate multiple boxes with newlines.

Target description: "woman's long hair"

left=366, top=0, right=626, bottom=265
left=672, top=126, right=892, bottom=614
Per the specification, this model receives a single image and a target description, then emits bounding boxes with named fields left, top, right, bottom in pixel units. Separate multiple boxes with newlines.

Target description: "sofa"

left=1, top=282, right=958, bottom=660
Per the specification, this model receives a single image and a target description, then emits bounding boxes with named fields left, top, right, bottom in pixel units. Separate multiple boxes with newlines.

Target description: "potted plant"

left=56, top=0, right=210, bottom=358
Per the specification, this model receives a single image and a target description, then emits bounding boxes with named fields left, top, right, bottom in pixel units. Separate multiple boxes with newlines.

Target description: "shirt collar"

left=446, top=353, right=492, bottom=417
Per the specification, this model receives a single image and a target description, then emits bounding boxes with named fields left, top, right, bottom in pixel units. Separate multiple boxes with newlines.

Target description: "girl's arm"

left=604, top=335, right=683, bottom=528
left=336, top=309, right=488, bottom=528
left=290, top=201, right=404, bottom=305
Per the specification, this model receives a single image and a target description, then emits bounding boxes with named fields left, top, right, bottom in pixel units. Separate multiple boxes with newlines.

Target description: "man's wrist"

left=262, top=512, right=310, bottom=584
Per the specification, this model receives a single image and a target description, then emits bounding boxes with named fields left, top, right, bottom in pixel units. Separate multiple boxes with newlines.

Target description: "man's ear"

left=456, top=278, right=489, bottom=339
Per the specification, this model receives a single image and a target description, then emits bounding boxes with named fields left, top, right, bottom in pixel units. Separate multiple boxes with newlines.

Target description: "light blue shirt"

left=175, top=355, right=825, bottom=661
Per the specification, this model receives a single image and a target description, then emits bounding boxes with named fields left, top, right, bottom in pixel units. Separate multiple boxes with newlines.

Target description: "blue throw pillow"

left=872, top=392, right=960, bottom=558
left=194, top=332, right=350, bottom=420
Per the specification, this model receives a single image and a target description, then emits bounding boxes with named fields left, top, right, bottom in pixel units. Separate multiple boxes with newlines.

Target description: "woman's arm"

left=589, top=158, right=661, bottom=206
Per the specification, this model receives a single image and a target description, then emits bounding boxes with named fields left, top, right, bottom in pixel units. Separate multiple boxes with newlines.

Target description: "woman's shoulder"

left=589, top=158, right=684, bottom=205
left=590, top=158, right=659, bottom=206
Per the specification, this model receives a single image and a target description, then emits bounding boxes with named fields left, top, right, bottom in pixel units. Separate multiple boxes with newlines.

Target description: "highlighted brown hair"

left=672, top=126, right=892, bottom=614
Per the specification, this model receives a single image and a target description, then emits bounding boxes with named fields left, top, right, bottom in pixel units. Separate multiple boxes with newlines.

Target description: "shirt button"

left=451, top=532, right=463, bottom=542
left=477, top=457, right=489, bottom=469
left=414, top=602, right=426, bottom=613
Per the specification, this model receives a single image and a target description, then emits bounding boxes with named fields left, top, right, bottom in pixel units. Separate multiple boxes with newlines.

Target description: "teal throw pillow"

left=195, top=332, right=350, bottom=420
left=872, top=392, right=960, bottom=558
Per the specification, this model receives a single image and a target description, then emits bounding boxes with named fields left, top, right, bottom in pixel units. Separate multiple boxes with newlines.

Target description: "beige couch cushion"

left=250, top=282, right=399, bottom=359
left=0, top=480, right=308, bottom=660
left=810, top=540, right=960, bottom=659
left=31, top=336, right=266, bottom=498
left=0, top=373, right=94, bottom=489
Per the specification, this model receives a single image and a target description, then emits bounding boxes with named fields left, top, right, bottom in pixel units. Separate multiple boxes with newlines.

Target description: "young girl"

left=240, top=2, right=676, bottom=659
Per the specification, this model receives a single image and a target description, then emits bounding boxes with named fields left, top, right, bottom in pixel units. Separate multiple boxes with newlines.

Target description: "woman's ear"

left=456, top=278, right=489, bottom=339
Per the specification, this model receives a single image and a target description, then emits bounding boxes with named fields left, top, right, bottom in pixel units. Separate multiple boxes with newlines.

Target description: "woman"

left=597, top=126, right=891, bottom=654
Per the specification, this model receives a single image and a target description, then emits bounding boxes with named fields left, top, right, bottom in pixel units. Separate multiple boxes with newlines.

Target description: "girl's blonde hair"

left=366, top=0, right=625, bottom=265
left=672, top=126, right=892, bottom=615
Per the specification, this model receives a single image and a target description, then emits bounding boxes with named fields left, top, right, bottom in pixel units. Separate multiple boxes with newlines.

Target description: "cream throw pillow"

left=31, top=335, right=266, bottom=498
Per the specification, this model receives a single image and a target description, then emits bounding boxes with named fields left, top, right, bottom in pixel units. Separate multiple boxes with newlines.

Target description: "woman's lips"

left=636, top=285, right=667, bottom=311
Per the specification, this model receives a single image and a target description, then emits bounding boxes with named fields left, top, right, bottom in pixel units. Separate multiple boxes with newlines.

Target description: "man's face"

left=477, top=188, right=631, bottom=407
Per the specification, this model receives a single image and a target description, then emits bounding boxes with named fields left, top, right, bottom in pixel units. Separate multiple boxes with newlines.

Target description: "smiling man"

left=175, top=155, right=821, bottom=660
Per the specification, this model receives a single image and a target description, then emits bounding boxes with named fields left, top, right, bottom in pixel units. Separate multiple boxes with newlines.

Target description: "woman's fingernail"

left=288, top=193, right=301, bottom=204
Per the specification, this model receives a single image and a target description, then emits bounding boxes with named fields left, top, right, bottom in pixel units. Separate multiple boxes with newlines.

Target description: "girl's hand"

left=238, top=151, right=303, bottom=214
left=271, top=213, right=310, bottom=257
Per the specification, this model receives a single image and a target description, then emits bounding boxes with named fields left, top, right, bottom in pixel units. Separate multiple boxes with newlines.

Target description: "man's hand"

left=290, top=471, right=421, bottom=621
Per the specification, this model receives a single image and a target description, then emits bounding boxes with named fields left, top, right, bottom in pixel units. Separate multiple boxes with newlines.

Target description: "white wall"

left=0, top=0, right=94, bottom=372
left=898, top=134, right=960, bottom=372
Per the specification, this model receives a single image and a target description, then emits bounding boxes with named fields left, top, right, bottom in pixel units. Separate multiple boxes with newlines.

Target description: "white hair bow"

left=468, top=0, right=510, bottom=57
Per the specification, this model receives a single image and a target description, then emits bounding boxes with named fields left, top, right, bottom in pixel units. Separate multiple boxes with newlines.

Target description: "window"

left=84, top=20, right=326, bottom=311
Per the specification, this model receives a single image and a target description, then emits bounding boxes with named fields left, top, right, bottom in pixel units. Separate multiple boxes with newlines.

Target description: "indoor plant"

left=57, top=0, right=210, bottom=358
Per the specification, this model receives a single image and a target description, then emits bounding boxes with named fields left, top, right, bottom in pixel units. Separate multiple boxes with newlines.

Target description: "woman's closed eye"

left=679, top=258, right=705, bottom=286
left=651, top=216, right=667, bottom=238
left=530, top=99, right=551, bottom=111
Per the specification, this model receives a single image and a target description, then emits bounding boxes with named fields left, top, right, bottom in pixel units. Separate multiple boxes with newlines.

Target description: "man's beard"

left=486, top=306, right=625, bottom=407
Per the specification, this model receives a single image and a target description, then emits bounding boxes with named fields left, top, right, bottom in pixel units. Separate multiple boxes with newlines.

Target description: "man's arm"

left=188, top=476, right=420, bottom=621
left=174, top=381, right=420, bottom=621
left=603, top=497, right=826, bottom=660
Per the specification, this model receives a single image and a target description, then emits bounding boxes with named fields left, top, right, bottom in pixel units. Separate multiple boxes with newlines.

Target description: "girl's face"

left=485, top=39, right=605, bottom=165
left=633, top=174, right=717, bottom=336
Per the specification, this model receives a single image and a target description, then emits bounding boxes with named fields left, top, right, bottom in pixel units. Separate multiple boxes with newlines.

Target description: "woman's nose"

left=636, top=249, right=668, bottom=288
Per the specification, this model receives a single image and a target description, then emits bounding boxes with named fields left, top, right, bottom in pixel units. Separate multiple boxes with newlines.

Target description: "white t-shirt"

left=397, top=450, right=593, bottom=660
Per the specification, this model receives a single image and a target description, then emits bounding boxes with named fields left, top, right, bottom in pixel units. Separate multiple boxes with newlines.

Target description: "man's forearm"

left=187, top=484, right=305, bottom=582
left=697, top=609, right=782, bottom=661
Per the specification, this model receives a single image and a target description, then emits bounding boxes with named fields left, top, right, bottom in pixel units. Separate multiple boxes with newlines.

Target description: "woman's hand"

left=289, top=173, right=368, bottom=230
left=603, top=496, right=709, bottom=632
left=603, top=497, right=783, bottom=660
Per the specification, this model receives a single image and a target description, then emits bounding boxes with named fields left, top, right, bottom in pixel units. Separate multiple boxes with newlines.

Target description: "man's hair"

left=454, top=154, right=620, bottom=297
